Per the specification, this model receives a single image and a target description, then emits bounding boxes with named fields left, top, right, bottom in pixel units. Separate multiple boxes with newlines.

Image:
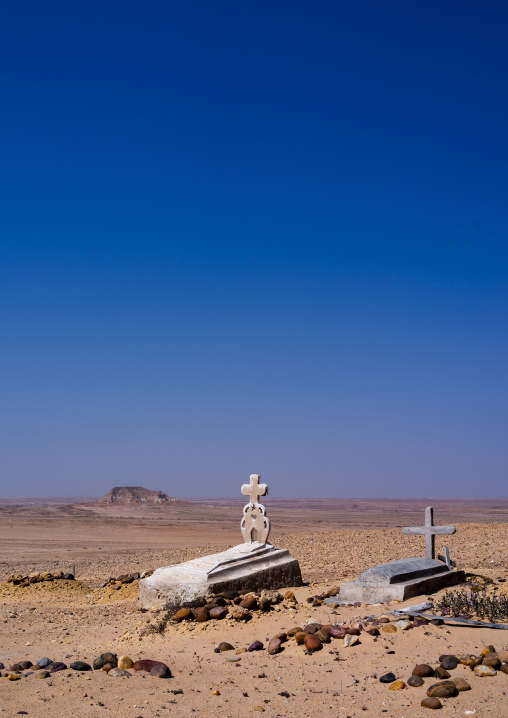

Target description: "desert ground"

left=1, top=496, right=507, bottom=717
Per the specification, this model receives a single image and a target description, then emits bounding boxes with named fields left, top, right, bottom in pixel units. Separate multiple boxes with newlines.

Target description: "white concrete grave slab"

left=138, top=474, right=302, bottom=609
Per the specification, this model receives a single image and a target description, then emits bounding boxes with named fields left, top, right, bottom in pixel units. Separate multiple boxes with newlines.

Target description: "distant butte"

left=96, top=486, right=182, bottom=505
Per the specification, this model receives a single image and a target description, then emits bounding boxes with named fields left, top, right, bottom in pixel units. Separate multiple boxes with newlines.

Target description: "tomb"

left=328, top=507, right=465, bottom=604
left=138, top=474, right=302, bottom=609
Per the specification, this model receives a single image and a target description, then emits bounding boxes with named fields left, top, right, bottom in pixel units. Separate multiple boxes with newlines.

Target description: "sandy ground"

left=0, top=498, right=507, bottom=717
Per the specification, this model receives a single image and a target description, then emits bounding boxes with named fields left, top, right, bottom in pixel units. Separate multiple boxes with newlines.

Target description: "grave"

left=138, top=474, right=302, bottom=609
left=328, top=506, right=466, bottom=604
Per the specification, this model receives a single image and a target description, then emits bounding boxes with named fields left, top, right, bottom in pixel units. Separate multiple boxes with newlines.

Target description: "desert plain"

left=1, top=495, right=508, bottom=718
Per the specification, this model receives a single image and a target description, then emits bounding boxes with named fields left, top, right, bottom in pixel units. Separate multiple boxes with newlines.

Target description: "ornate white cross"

left=241, top=474, right=268, bottom=505
left=402, top=506, right=456, bottom=560
left=240, top=474, right=271, bottom=545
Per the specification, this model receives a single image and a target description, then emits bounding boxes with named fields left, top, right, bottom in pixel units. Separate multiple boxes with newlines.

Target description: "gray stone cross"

left=402, top=506, right=456, bottom=560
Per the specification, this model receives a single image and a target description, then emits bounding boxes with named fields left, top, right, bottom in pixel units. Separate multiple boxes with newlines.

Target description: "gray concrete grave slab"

left=328, top=506, right=465, bottom=604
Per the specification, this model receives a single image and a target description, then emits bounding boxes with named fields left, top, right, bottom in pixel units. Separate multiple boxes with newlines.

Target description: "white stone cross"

left=402, top=506, right=456, bottom=560
left=240, top=474, right=271, bottom=545
left=241, top=474, right=268, bottom=505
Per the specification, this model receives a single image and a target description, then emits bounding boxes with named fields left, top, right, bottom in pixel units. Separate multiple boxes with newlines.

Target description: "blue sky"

left=1, top=1, right=507, bottom=497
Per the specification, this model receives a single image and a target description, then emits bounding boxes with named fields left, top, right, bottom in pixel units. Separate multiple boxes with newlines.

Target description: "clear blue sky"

left=1, top=1, right=507, bottom=497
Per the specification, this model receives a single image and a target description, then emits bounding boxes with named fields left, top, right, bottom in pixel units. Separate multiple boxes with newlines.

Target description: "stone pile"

left=101, top=570, right=153, bottom=589
left=0, top=652, right=171, bottom=681
left=7, top=571, right=75, bottom=587
left=171, top=589, right=298, bottom=624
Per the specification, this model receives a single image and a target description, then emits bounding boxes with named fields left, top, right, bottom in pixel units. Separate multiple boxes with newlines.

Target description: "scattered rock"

left=426, top=681, right=458, bottom=698
left=451, top=677, right=471, bottom=692
left=286, top=627, right=300, bottom=637
left=407, top=675, right=425, bottom=687
left=380, top=673, right=396, bottom=683
left=118, top=656, right=133, bottom=670
left=228, top=605, right=251, bottom=621
left=218, top=642, right=234, bottom=652
left=474, top=665, right=497, bottom=677
left=421, top=697, right=442, bottom=709
left=303, top=623, right=321, bottom=634
left=344, top=633, right=359, bottom=647
left=209, top=606, right=228, bottom=620
left=482, top=655, right=501, bottom=668
left=304, top=634, right=322, bottom=651
left=174, top=608, right=192, bottom=622
left=108, top=667, right=131, bottom=677
left=328, top=625, right=347, bottom=639
left=48, top=662, right=67, bottom=673
left=7, top=673, right=21, bottom=681
left=93, top=653, right=117, bottom=670
left=151, top=663, right=171, bottom=678
left=434, top=667, right=451, bottom=679
left=273, top=632, right=288, bottom=642
left=35, top=671, right=50, bottom=679
left=70, top=661, right=92, bottom=671
left=240, top=596, right=258, bottom=611
left=395, top=620, right=412, bottom=630
left=413, top=664, right=435, bottom=678
left=388, top=680, right=406, bottom=690
left=193, top=607, right=209, bottom=622
left=439, top=655, right=458, bottom=670
left=248, top=641, right=264, bottom=652
left=382, top=624, right=397, bottom=634
left=133, top=659, right=167, bottom=672
left=314, top=628, right=330, bottom=643
left=268, top=638, right=282, bottom=655
left=346, top=627, right=360, bottom=635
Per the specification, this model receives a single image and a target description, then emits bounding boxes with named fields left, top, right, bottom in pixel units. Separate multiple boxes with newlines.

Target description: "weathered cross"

left=402, top=506, right=456, bottom=560
left=241, top=474, right=268, bottom=505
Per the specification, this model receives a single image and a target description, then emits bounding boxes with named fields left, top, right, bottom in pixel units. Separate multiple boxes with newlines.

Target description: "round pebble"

left=248, top=641, right=264, bottom=652
left=407, top=674, right=424, bottom=687
left=303, top=634, right=322, bottom=651
left=268, top=638, right=282, bottom=655
left=218, top=642, right=234, bottom=652
left=421, top=696, right=442, bottom=709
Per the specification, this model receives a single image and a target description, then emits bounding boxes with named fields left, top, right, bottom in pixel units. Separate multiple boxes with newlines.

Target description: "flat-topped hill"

left=96, top=486, right=182, bottom=505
